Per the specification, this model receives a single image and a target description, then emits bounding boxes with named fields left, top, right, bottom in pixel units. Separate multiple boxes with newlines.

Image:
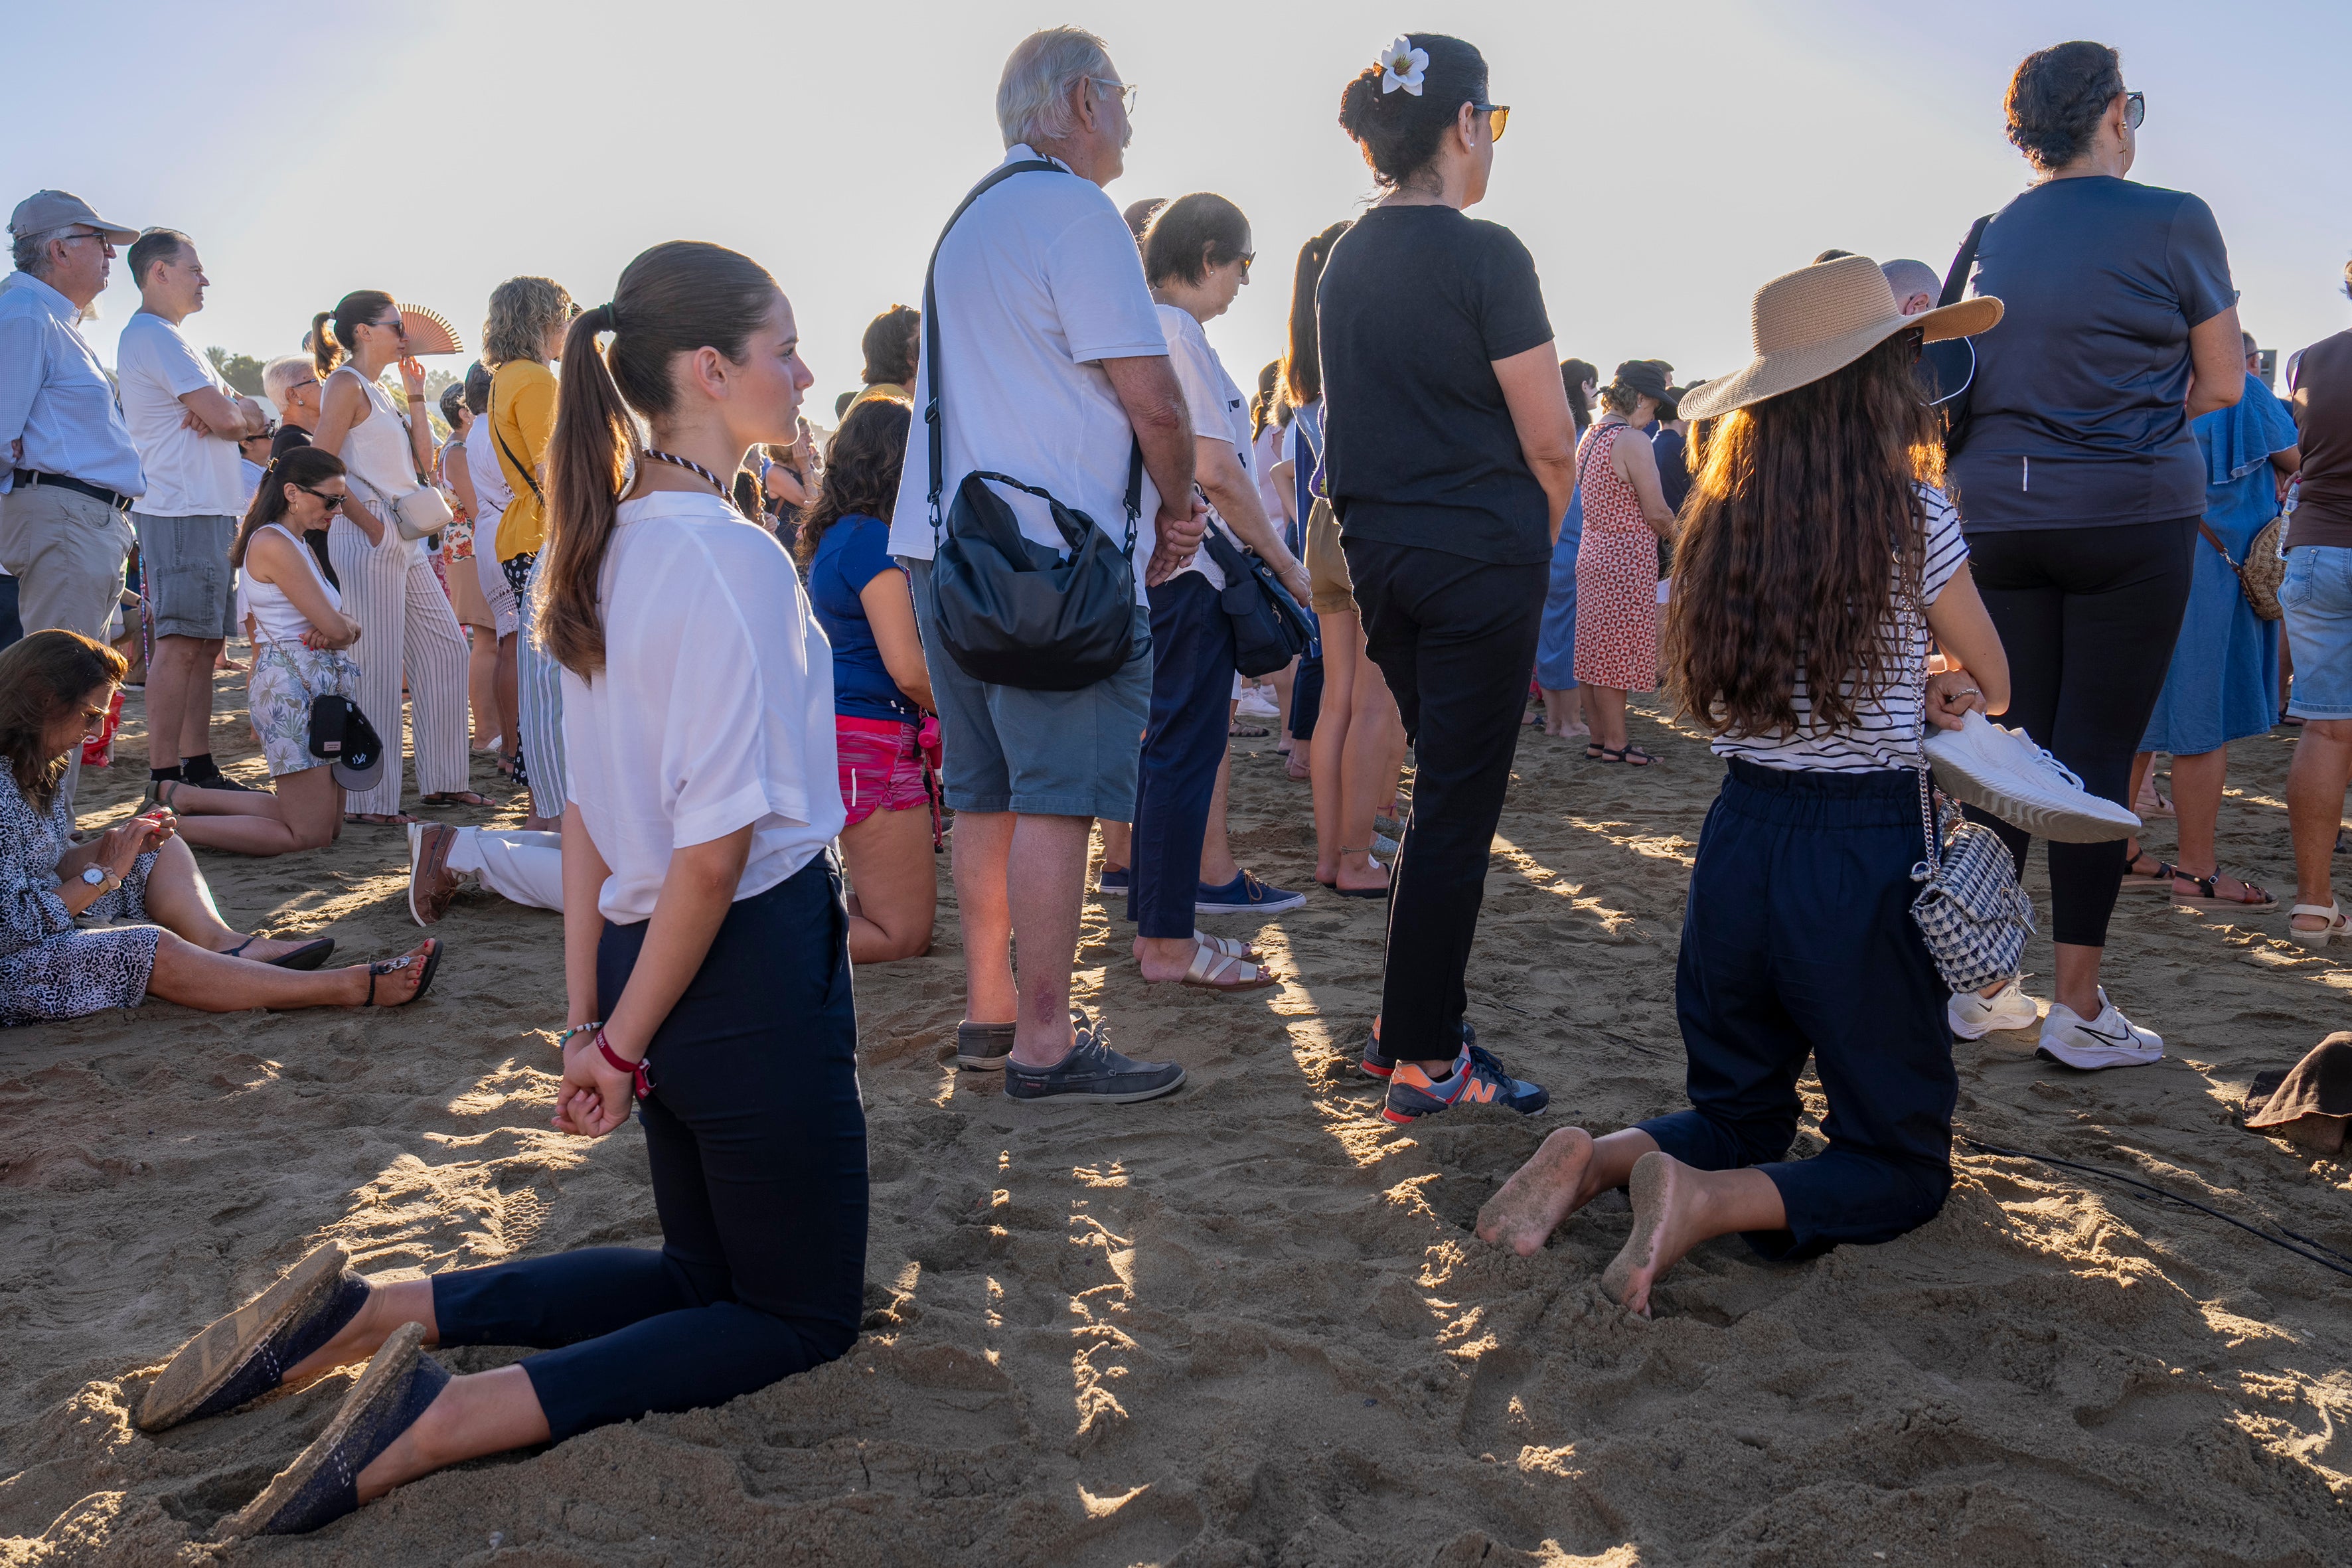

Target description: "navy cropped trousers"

left=431, top=854, right=868, bottom=1440
left=1638, top=759, right=1958, bottom=1261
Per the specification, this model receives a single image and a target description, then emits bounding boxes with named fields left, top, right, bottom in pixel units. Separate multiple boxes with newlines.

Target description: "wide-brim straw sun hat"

left=1678, top=256, right=2001, bottom=422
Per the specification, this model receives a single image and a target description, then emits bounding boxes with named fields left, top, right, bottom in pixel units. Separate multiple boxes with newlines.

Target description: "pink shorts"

left=836, top=715, right=930, bottom=827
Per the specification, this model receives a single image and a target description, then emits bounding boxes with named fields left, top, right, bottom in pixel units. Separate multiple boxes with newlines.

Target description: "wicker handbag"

left=1895, top=585, right=2036, bottom=992
left=2200, top=517, right=2286, bottom=622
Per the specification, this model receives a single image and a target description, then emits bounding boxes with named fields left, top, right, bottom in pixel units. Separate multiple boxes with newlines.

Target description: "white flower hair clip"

left=1377, top=36, right=1427, bottom=96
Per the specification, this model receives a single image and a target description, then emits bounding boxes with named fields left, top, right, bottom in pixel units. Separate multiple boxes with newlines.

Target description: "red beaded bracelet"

left=595, top=1030, right=655, bottom=1101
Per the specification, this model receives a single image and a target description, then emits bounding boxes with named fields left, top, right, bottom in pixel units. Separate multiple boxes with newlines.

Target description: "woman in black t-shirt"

left=1318, top=33, right=1577, bottom=1127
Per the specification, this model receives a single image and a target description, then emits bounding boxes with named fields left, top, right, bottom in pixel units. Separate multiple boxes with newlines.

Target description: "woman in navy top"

left=797, top=396, right=937, bottom=963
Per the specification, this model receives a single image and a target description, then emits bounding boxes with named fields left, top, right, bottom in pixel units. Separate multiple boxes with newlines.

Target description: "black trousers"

left=1639, top=761, right=1956, bottom=1261
left=1964, top=517, right=2197, bottom=948
left=1343, top=534, right=1547, bottom=1059
left=432, top=854, right=868, bottom=1441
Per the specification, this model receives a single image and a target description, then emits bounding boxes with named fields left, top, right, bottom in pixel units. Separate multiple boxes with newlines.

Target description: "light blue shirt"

left=0, top=272, right=145, bottom=497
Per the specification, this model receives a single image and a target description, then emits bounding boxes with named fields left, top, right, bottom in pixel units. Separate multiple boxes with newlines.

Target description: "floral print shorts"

left=248, top=642, right=362, bottom=777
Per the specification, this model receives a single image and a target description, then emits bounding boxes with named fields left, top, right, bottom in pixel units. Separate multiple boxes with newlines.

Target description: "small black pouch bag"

left=1200, top=525, right=1311, bottom=678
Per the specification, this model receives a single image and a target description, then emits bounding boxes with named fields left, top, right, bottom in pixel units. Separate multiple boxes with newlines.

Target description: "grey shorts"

left=903, top=554, right=1152, bottom=819
left=131, top=512, right=237, bottom=640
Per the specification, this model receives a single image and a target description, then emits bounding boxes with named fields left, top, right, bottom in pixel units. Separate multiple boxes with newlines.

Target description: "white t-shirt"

left=1158, top=303, right=1254, bottom=591
left=1712, top=485, right=1971, bottom=774
left=116, top=311, right=245, bottom=516
left=560, top=491, right=842, bottom=923
left=466, top=400, right=514, bottom=532
left=888, top=145, right=1170, bottom=593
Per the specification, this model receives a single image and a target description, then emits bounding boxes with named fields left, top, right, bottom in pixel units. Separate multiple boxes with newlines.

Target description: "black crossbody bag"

left=1200, top=520, right=1310, bottom=678
left=921, top=161, right=1142, bottom=692
left=1931, top=214, right=1994, bottom=457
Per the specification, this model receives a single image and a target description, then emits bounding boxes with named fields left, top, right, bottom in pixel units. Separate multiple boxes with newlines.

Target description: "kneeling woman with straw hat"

left=1476, top=256, right=2009, bottom=1314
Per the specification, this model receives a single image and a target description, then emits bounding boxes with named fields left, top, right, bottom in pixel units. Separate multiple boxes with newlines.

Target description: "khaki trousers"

left=0, top=483, right=135, bottom=817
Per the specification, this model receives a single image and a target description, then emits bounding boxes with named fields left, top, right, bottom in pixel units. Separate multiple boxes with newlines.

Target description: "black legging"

left=1964, top=516, right=2197, bottom=948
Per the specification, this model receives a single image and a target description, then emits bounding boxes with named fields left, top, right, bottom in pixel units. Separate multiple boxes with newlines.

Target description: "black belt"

left=11, top=469, right=134, bottom=511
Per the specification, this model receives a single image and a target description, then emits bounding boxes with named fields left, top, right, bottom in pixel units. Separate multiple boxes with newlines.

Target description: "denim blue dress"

left=2140, top=374, right=2296, bottom=755
left=1533, top=427, right=1587, bottom=689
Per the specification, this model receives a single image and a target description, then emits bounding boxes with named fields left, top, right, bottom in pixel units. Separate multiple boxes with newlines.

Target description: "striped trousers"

left=509, top=551, right=568, bottom=815
left=329, top=510, right=471, bottom=817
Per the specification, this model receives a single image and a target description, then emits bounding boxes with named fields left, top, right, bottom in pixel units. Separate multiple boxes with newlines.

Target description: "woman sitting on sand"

left=0, top=630, right=441, bottom=1026
left=151, top=446, right=366, bottom=856
left=134, top=241, right=865, bottom=1539
left=1476, top=257, right=2010, bottom=1314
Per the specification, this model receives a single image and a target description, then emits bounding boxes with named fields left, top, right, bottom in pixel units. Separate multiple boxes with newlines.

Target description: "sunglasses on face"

left=2123, top=90, right=2145, bottom=131
left=1236, top=252, right=1255, bottom=278
left=371, top=316, right=406, bottom=337
left=296, top=485, right=347, bottom=512
left=1473, top=103, right=1510, bottom=141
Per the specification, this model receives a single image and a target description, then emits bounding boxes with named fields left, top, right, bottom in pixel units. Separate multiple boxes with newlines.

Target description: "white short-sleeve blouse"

left=560, top=490, right=842, bottom=923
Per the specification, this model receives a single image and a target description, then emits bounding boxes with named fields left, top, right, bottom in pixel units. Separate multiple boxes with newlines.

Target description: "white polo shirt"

left=1157, top=303, right=1253, bottom=591
left=888, top=145, right=1170, bottom=593
left=117, top=311, right=246, bottom=516
left=560, top=491, right=842, bottom=923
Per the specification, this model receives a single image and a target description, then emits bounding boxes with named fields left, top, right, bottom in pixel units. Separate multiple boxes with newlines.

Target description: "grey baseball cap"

left=9, top=189, right=137, bottom=244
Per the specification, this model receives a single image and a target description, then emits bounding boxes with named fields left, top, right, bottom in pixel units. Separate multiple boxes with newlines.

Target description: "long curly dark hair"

left=1665, top=331, right=1942, bottom=738
left=794, top=396, right=911, bottom=569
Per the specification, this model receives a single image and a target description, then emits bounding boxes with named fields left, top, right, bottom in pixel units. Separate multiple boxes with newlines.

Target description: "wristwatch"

left=80, top=865, right=120, bottom=893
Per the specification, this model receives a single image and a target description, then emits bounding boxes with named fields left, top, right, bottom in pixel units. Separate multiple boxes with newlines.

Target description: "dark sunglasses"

left=372, top=315, right=406, bottom=336
left=1473, top=103, right=1510, bottom=141
left=295, top=484, right=347, bottom=512
left=2123, top=90, right=2144, bottom=131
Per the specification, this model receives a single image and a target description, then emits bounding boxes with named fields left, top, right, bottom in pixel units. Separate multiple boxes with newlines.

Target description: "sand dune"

left=3, top=668, right=2349, bottom=1565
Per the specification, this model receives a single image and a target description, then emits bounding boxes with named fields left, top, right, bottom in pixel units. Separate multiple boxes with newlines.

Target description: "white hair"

left=996, top=27, right=1112, bottom=149
left=262, top=353, right=315, bottom=413
left=9, top=224, right=71, bottom=277
left=1881, top=258, right=1941, bottom=307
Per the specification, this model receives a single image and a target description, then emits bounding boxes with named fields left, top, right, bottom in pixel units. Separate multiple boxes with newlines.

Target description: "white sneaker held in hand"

left=1948, top=977, right=2039, bottom=1040
left=2035, top=988, right=2162, bottom=1070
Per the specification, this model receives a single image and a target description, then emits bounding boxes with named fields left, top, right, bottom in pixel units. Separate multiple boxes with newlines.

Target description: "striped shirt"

left=1712, top=485, right=1970, bottom=774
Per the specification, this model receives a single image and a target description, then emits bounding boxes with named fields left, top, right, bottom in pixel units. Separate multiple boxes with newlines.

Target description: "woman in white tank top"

left=311, top=289, right=487, bottom=822
left=154, top=445, right=367, bottom=856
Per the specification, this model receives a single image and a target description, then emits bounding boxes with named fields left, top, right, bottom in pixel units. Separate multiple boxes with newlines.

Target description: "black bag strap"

left=486, top=380, right=544, bottom=505
left=923, top=159, right=1140, bottom=555
left=1939, top=214, right=1993, bottom=308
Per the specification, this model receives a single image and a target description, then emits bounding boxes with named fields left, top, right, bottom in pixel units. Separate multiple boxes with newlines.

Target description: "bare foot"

left=1476, top=1126, right=1595, bottom=1256
left=1603, top=1152, right=1703, bottom=1318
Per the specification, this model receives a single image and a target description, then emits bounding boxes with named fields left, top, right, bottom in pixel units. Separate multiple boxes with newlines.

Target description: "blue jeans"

left=1638, top=759, right=1956, bottom=1261
left=431, top=856, right=867, bottom=1440
left=1126, top=572, right=1236, bottom=938
left=2282, top=544, right=2352, bottom=720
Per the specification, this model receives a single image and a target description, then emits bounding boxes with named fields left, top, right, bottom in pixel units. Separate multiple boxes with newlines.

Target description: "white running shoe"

left=1948, top=978, right=2039, bottom=1040
left=1235, top=687, right=1281, bottom=720
left=2035, top=988, right=2163, bottom=1070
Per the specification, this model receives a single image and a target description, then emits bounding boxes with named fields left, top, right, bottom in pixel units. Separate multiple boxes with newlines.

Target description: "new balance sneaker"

left=2036, top=988, right=2163, bottom=1070
left=1948, top=977, right=2040, bottom=1040
left=1004, top=1010, right=1185, bottom=1104
left=1381, top=1044, right=1547, bottom=1125
left=1196, top=869, right=1306, bottom=916
left=1360, top=1018, right=1476, bottom=1079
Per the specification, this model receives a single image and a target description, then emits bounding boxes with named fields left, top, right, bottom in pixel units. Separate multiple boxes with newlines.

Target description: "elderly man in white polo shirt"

left=892, top=27, right=1209, bottom=1104
left=1, top=190, right=146, bottom=812
left=118, top=227, right=270, bottom=794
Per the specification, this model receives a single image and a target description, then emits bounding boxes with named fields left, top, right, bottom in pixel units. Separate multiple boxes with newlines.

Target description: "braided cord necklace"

left=641, top=448, right=753, bottom=520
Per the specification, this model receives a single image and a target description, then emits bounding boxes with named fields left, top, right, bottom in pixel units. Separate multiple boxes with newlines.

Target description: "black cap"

left=1612, top=360, right=1672, bottom=402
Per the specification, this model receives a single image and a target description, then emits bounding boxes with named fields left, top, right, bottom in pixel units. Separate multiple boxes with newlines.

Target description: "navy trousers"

left=1638, top=759, right=1957, bottom=1261
left=1127, top=571, right=1236, bottom=939
left=432, top=854, right=868, bottom=1440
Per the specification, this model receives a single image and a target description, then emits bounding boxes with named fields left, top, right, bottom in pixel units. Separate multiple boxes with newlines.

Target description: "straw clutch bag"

left=396, top=305, right=465, bottom=357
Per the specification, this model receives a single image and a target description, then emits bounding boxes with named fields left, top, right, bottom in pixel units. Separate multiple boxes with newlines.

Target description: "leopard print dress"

left=0, top=768, right=160, bottom=1025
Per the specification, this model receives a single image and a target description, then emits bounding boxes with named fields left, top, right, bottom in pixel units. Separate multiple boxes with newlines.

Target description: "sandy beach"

left=3, top=665, right=2349, bottom=1566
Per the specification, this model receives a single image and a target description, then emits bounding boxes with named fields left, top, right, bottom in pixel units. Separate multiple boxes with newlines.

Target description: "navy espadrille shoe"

left=137, top=1243, right=370, bottom=1432
left=220, top=1322, right=450, bottom=1538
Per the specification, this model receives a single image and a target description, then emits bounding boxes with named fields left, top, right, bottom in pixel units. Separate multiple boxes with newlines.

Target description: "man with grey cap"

left=0, top=192, right=145, bottom=756
left=1884, top=255, right=1975, bottom=410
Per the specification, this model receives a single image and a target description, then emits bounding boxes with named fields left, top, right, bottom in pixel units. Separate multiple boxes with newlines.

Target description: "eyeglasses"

left=2123, top=90, right=2145, bottom=131
left=57, top=228, right=114, bottom=250
left=1473, top=103, right=1510, bottom=141
left=295, top=485, right=347, bottom=512
left=1090, top=77, right=1138, bottom=115
left=80, top=702, right=111, bottom=732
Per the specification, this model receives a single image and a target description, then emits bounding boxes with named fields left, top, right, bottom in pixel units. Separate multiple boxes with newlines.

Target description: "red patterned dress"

left=1572, top=421, right=1660, bottom=693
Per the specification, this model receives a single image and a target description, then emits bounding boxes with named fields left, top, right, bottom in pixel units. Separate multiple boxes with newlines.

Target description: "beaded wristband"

left=554, top=1022, right=603, bottom=1050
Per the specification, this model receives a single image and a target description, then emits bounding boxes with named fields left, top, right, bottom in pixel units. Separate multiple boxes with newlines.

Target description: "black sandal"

left=1597, top=745, right=1657, bottom=766
left=362, top=939, right=442, bottom=1006
left=2118, top=853, right=2181, bottom=894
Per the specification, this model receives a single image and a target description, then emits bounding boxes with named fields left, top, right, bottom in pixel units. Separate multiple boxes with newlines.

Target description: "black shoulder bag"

left=922, top=160, right=1144, bottom=692
left=1200, top=520, right=1310, bottom=678
left=1930, top=213, right=1994, bottom=457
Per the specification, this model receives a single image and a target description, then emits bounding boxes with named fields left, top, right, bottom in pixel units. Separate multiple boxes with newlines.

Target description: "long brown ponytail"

left=538, top=241, right=783, bottom=676
left=311, top=289, right=393, bottom=378
left=1282, top=220, right=1349, bottom=407
left=233, top=445, right=346, bottom=569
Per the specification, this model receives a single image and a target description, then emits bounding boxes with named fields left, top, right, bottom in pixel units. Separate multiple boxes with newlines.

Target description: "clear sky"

left=9, top=0, right=2348, bottom=412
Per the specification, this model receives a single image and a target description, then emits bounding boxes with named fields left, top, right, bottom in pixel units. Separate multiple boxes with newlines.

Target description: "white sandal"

left=2286, top=901, right=2350, bottom=948
left=1176, top=942, right=1280, bottom=993
left=1194, top=930, right=1262, bottom=962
